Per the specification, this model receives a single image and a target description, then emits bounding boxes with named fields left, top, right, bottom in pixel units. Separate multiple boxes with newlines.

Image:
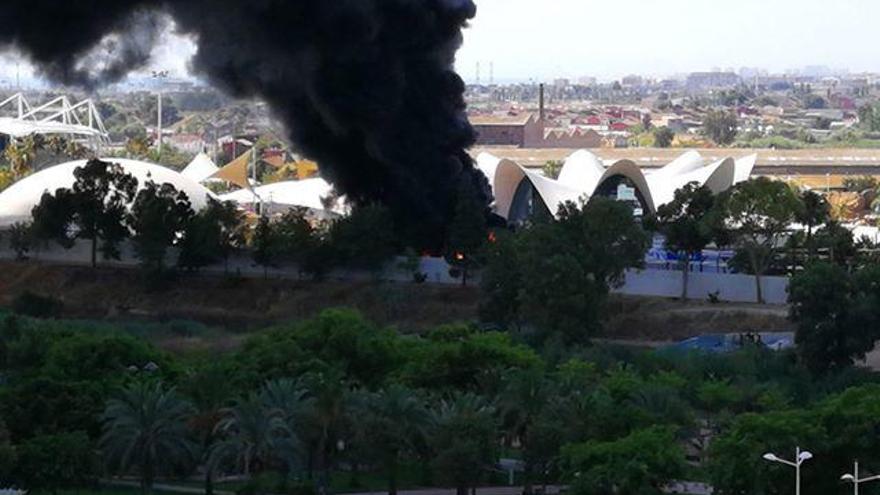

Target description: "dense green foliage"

left=1, top=306, right=879, bottom=495
left=481, top=198, right=650, bottom=343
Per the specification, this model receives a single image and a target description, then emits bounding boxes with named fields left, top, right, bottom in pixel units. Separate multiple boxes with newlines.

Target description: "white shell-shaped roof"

left=0, top=158, right=215, bottom=228
left=484, top=149, right=756, bottom=220
left=218, top=178, right=346, bottom=214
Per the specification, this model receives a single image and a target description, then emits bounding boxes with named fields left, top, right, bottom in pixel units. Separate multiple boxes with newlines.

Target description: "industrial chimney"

left=539, top=83, right=545, bottom=122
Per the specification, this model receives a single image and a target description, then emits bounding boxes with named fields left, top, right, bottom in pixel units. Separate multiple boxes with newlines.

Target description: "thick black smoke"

left=0, top=0, right=488, bottom=248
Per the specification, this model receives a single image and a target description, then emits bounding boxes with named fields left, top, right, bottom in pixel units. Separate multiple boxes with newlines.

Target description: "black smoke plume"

left=0, top=0, right=488, bottom=249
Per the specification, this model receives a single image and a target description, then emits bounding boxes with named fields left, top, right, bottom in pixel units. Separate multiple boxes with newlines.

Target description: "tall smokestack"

left=539, top=83, right=545, bottom=122
left=0, top=0, right=488, bottom=249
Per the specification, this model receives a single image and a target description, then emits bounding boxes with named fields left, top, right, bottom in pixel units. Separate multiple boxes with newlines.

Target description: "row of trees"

left=650, top=178, right=861, bottom=304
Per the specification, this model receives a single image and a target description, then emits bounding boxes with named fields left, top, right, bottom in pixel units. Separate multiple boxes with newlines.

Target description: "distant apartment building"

left=621, top=74, right=644, bottom=87
left=686, top=71, right=740, bottom=90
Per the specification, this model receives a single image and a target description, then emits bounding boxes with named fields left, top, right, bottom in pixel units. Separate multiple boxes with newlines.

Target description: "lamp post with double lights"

left=842, top=461, right=880, bottom=495
left=762, top=447, right=813, bottom=495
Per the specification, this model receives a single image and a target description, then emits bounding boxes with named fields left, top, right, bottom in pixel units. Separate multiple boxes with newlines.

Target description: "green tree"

left=275, top=207, right=322, bottom=278
left=653, top=126, right=675, bottom=148
left=562, top=426, right=686, bottom=495
left=70, top=159, right=139, bottom=267
left=479, top=230, right=523, bottom=328
left=795, top=190, right=830, bottom=261
left=328, top=204, right=397, bottom=274
left=4, top=136, right=38, bottom=177
left=129, top=181, right=194, bottom=272
left=183, top=363, right=233, bottom=495
left=14, top=431, right=99, bottom=494
left=649, top=182, right=717, bottom=299
left=718, top=177, right=801, bottom=303
left=709, top=409, right=825, bottom=495
left=499, top=368, right=561, bottom=494
left=790, top=263, right=880, bottom=374
left=515, top=198, right=649, bottom=342
left=702, top=110, right=738, bottom=145
left=430, top=393, right=498, bottom=495
left=31, top=189, right=77, bottom=250
left=814, top=221, right=855, bottom=266
left=8, top=221, right=33, bottom=261
left=359, top=384, right=430, bottom=495
left=299, top=369, right=351, bottom=495
left=100, top=381, right=196, bottom=495
left=251, top=216, right=281, bottom=279
left=401, top=324, right=541, bottom=392
left=178, top=198, right=245, bottom=272
left=445, top=179, right=488, bottom=287
left=543, top=160, right=563, bottom=179
left=211, top=393, right=291, bottom=477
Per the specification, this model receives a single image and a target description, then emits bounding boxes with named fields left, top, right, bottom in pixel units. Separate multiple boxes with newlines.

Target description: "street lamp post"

left=762, top=447, right=813, bottom=495
left=841, top=461, right=880, bottom=495
left=152, top=70, right=168, bottom=156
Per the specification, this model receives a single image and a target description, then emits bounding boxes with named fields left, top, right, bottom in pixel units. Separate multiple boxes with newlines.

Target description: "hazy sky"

left=456, top=0, right=880, bottom=82
left=1, top=0, right=878, bottom=85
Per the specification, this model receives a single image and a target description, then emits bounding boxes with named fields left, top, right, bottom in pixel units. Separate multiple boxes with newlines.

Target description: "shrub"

left=12, top=291, right=64, bottom=318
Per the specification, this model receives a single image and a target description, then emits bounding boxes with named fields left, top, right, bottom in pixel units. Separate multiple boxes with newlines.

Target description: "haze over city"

left=2, top=0, right=880, bottom=86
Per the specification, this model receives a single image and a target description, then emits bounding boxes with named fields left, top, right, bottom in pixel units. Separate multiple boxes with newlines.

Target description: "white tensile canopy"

left=218, top=178, right=346, bottom=215
left=181, top=152, right=220, bottom=183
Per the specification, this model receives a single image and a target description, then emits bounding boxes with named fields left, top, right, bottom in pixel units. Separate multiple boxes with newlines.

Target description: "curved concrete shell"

left=482, top=149, right=756, bottom=220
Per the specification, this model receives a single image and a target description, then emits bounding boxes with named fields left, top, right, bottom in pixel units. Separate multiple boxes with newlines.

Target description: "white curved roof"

left=558, top=150, right=605, bottom=191
left=218, top=178, right=346, bottom=214
left=181, top=152, right=220, bottom=183
left=484, top=149, right=757, bottom=220
left=0, top=158, right=215, bottom=228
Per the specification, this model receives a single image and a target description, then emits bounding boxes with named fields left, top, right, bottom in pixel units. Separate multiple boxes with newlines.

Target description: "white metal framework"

left=0, top=93, right=109, bottom=143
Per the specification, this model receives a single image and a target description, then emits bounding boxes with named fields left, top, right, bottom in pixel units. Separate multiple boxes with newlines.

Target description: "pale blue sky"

left=456, top=0, right=880, bottom=82
left=1, top=0, right=878, bottom=85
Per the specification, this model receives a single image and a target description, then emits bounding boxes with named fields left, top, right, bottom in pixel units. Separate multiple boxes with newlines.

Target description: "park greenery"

left=2, top=301, right=880, bottom=495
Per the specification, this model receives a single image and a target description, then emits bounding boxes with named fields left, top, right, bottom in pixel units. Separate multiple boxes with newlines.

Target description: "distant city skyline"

left=1, top=0, right=880, bottom=87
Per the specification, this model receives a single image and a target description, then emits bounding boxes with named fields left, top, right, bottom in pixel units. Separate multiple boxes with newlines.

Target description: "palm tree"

left=498, top=369, right=557, bottom=495
left=430, top=393, right=498, bottom=495
left=210, top=392, right=290, bottom=478
left=260, top=378, right=310, bottom=472
left=183, top=365, right=231, bottom=495
left=360, top=384, right=430, bottom=495
left=299, top=369, right=350, bottom=495
left=4, top=138, right=35, bottom=178
left=100, top=381, right=197, bottom=495
left=797, top=190, right=830, bottom=261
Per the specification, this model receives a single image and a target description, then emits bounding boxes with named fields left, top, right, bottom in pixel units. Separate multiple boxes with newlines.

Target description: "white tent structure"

left=218, top=178, right=346, bottom=217
left=181, top=152, right=220, bottom=183
left=0, top=159, right=215, bottom=228
left=479, top=149, right=757, bottom=221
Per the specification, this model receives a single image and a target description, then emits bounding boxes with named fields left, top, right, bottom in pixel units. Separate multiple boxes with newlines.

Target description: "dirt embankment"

left=0, top=261, right=793, bottom=346
left=0, top=262, right=480, bottom=332
left=603, top=295, right=793, bottom=342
